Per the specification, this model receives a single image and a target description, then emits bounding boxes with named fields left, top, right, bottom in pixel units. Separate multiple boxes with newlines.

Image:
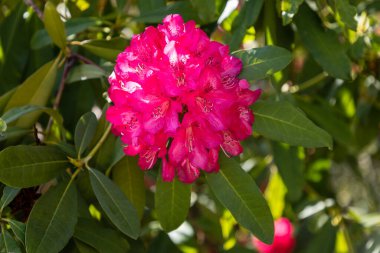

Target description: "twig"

left=23, top=0, right=44, bottom=21
left=72, top=53, right=104, bottom=71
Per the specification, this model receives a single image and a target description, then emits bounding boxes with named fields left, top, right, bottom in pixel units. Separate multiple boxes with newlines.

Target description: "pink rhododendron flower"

left=253, top=218, right=296, bottom=253
left=106, top=14, right=261, bottom=183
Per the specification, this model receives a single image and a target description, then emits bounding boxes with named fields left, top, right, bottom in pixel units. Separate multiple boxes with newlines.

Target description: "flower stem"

left=83, top=124, right=112, bottom=165
left=293, top=72, right=328, bottom=92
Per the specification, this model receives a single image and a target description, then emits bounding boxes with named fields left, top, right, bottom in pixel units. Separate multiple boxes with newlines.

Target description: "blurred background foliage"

left=0, top=0, right=380, bottom=252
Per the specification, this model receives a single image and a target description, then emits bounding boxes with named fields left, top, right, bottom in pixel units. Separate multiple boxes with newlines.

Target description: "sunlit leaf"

left=44, top=1, right=67, bottom=49
left=206, top=155, right=274, bottom=244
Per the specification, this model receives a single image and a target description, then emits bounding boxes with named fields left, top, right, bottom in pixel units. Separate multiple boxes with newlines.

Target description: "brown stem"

left=72, top=53, right=104, bottom=71
left=23, top=0, right=44, bottom=21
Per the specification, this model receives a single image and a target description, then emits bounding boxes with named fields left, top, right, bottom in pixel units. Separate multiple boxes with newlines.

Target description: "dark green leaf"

left=0, top=127, right=31, bottom=143
left=1, top=105, right=63, bottom=127
left=5, top=219, right=25, bottom=246
left=229, top=0, right=264, bottom=51
left=304, top=221, right=337, bottom=253
left=74, top=218, right=129, bottom=253
left=296, top=100, right=353, bottom=146
left=94, top=135, right=124, bottom=172
left=74, top=240, right=97, bottom=253
left=0, top=186, right=20, bottom=211
left=233, top=46, right=293, bottom=81
left=1, top=230, right=22, bottom=253
left=4, top=58, right=59, bottom=129
left=334, top=0, right=357, bottom=30
left=281, top=0, right=304, bottom=25
left=135, top=1, right=199, bottom=23
left=252, top=101, right=333, bottom=148
left=206, top=155, right=274, bottom=244
left=147, top=232, right=181, bottom=253
left=0, top=145, right=69, bottom=187
left=74, top=112, right=98, bottom=157
left=88, top=168, right=140, bottom=239
left=26, top=181, right=77, bottom=253
left=155, top=173, right=191, bottom=232
left=294, top=5, right=351, bottom=79
left=0, top=3, right=31, bottom=94
left=80, top=38, right=129, bottom=61
left=44, top=1, right=67, bottom=49
left=112, top=157, right=146, bottom=219
left=0, top=118, right=6, bottom=134
left=138, top=0, right=166, bottom=13
left=272, top=143, right=304, bottom=201
left=191, top=0, right=217, bottom=23
left=0, top=89, right=16, bottom=115
left=31, top=17, right=98, bottom=50
left=67, top=64, right=106, bottom=84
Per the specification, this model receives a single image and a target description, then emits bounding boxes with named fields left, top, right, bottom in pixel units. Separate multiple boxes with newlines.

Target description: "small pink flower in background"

left=106, top=14, right=261, bottom=183
left=253, top=218, right=296, bottom=253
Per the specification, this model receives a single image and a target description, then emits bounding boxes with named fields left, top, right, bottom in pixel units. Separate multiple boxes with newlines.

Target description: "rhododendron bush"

left=0, top=0, right=379, bottom=253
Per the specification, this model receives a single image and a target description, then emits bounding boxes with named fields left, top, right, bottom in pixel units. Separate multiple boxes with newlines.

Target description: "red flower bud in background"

left=106, top=14, right=261, bottom=183
left=253, top=218, right=295, bottom=253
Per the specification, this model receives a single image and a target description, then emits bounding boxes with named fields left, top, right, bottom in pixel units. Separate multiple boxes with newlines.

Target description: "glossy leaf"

left=88, top=168, right=140, bottom=239
left=252, top=101, right=333, bottom=148
left=155, top=173, right=191, bottom=232
left=0, top=186, right=20, bottom=211
left=233, top=46, right=293, bottom=81
left=43, top=1, right=67, bottom=49
left=1, top=105, right=63, bottom=128
left=74, top=218, right=129, bottom=253
left=281, top=0, right=304, bottom=25
left=74, top=112, right=98, bottom=157
left=136, top=1, right=199, bottom=23
left=25, top=181, right=77, bottom=253
left=294, top=5, right=351, bottom=80
left=0, top=3, right=30, bottom=94
left=296, top=100, right=354, bottom=146
left=206, top=155, right=274, bottom=244
left=112, top=157, right=146, bottom=219
left=4, top=58, right=59, bottom=128
left=1, top=230, right=22, bottom=253
left=334, top=0, right=357, bottom=30
left=0, top=145, right=69, bottom=187
left=67, top=64, right=106, bottom=84
left=272, top=143, right=304, bottom=201
left=80, top=38, right=128, bottom=61
left=5, top=219, right=26, bottom=246
left=229, top=0, right=264, bottom=51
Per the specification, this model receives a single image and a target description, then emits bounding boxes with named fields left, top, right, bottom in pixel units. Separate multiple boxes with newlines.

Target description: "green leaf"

left=0, top=145, right=69, bottom=188
left=334, top=0, right=357, bottom=30
left=80, top=38, right=129, bottom=61
left=1, top=230, right=22, bottom=253
left=74, top=112, right=98, bottom=157
left=0, top=89, right=16, bottom=115
left=206, top=155, right=274, bottom=244
left=264, top=170, right=287, bottom=219
left=74, top=218, right=129, bottom=253
left=191, top=0, right=217, bottom=23
left=233, top=46, right=293, bottom=81
left=4, top=58, right=59, bottom=128
left=147, top=232, right=181, bottom=253
left=252, top=100, right=333, bottom=148
left=281, top=0, right=304, bottom=25
left=1, top=105, right=63, bottom=129
left=94, top=135, right=124, bottom=172
left=0, top=187, right=20, bottom=211
left=88, top=168, right=140, bottom=239
left=294, top=5, right=351, bottom=80
left=5, top=219, right=25, bottom=246
left=304, top=220, right=337, bottom=253
left=25, top=181, right=77, bottom=253
left=44, top=1, right=67, bottom=49
left=67, top=64, right=106, bottom=84
left=0, top=118, right=6, bottom=134
left=229, top=0, right=264, bottom=51
left=155, top=173, right=191, bottom=232
left=31, top=17, right=98, bottom=50
left=0, top=3, right=31, bottom=94
left=138, top=0, right=166, bottom=13
left=135, top=1, right=199, bottom=23
left=272, top=143, right=304, bottom=201
left=0, top=127, right=30, bottom=143
left=112, top=157, right=146, bottom=219
left=296, top=100, right=353, bottom=146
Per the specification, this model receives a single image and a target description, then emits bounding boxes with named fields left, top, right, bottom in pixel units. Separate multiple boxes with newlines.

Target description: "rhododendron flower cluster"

left=106, top=14, right=261, bottom=183
left=253, top=218, right=296, bottom=253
